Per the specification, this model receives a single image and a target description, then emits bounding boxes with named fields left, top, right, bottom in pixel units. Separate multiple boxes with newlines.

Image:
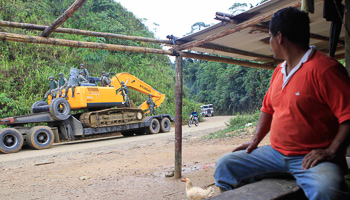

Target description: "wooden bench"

left=208, top=157, right=350, bottom=200
left=207, top=179, right=307, bottom=200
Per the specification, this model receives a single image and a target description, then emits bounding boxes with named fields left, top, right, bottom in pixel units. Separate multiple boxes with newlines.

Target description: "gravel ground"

left=0, top=116, right=270, bottom=200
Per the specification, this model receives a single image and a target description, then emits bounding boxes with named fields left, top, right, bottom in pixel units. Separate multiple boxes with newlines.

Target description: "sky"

left=115, top=0, right=263, bottom=39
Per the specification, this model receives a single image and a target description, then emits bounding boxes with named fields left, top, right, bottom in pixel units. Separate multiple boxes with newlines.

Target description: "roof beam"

left=0, top=20, right=172, bottom=44
left=198, top=43, right=278, bottom=62
left=253, top=24, right=345, bottom=45
left=174, top=1, right=301, bottom=51
left=40, top=0, right=87, bottom=37
left=180, top=52, right=275, bottom=70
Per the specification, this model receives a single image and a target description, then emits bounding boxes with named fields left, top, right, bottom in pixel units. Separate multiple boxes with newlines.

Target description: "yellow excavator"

left=48, top=72, right=165, bottom=112
left=0, top=69, right=173, bottom=153
left=30, top=69, right=167, bottom=128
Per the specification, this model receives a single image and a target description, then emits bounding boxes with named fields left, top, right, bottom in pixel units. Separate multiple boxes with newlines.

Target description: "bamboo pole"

left=40, top=0, right=87, bottom=37
left=175, top=1, right=301, bottom=51
left=0, top=32, right=172, bottom=55
left=180, top=52, right=275, bottom=70
left=0, top=21, right=278, bottom=61
left=0, top=31, right=277, bottom=69
left=174, top=55, right=183, bottom=179
left=0, top=21, right=173, bottom=44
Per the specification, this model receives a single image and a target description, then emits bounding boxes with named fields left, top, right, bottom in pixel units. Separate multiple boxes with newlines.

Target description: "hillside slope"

left=0, top=0, right=199, bottom=119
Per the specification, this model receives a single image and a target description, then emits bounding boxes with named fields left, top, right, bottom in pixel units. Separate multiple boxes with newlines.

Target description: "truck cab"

left=200, top=104, right=214, bottom=117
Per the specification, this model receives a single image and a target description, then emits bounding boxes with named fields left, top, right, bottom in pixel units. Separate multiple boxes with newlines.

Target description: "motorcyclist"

left=190, top=109, right=199, bottom=121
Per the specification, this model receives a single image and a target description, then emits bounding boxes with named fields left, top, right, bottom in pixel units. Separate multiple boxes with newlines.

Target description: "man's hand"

left=232, top=111, right=272, bottom=154
left=302, top=149, right=336, bottom=170
left=232, top=140, right=259, bottom=153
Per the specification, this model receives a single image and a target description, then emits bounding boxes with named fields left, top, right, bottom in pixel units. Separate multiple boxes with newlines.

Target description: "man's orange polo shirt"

left=261, top=50, right=350, bottom=156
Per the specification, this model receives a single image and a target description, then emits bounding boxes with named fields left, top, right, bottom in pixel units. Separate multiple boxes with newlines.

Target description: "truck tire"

left=30, top=100, right=48, bottom=114
left=49, top=98, right=71, bottom=120
left=26, top=126, right=54, bottom=150
left=0, top=128, right=23, bottom=154
left=160, top=118, right=171, bottom=133
left=146, top=118, right=160, bottom=134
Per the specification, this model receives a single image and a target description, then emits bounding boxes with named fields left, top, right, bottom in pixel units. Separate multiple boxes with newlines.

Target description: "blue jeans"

left=214, top=145, right=350, bottom=200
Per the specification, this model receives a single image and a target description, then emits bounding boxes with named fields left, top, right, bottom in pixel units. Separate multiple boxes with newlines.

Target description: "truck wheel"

left=0, top=128, right=23, bottom=154
left=188, top=120, right=192, bottom=128
left=160, top=118, right=171, bottom=133
left=31, top=100, right=48, bottom=114
left=146, top=118, right=160, bottom=134
left=26, top=126, right=54, bottom=150
left=49, top=98, right=71, bottom=120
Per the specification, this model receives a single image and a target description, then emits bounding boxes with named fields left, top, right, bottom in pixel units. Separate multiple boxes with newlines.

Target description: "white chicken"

left=184, top=177, right=214, bottom=200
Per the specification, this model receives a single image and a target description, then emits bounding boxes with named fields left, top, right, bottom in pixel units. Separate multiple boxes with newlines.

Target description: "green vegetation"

left=0, top=0, right=202, bottom=123
left=204, top=110, right=260, bottom=139
left=183, top=59, right=273, bottom=115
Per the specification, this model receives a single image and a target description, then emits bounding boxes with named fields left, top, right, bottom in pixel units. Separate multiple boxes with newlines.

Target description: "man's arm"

left=63, top=77, right=68, bottom=88
left=302, top=120, right=350, bottom=170
left=232, top=111, right=272, bottom=153
left=85, top=69, right=89, bottom=78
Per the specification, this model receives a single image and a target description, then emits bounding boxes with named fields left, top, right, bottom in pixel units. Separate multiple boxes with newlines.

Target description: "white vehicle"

left=200, top=104, right=214, bottom=117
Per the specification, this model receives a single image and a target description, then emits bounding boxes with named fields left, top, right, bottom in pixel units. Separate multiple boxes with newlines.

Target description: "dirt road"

left=0, top=115, right=269, bottom=200
left=1, top=116, right=232, bottom=162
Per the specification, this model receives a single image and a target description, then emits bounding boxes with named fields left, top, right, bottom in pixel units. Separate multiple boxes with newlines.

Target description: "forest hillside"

left=183, top=59, right=273, bottom=115
left=0, top=0, right=199, bottom=120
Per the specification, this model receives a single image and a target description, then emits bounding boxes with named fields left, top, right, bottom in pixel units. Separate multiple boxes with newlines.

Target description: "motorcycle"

left=188, top=114, right=199, bottom=127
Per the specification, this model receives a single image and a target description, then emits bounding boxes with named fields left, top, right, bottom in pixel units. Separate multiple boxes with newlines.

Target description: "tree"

left=189, top=22, right=210, bottom=34
left=229, top=0, right=269, bottom=15
left=229, top=3, right=252, bottom=15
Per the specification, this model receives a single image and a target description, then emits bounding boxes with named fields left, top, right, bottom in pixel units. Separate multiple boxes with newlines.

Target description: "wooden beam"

left=0, top=20, right=173, bottom=44
left=333, top=53, right=345, bottom=60
left=253, top=24, right=345, bottom=45
left=40, top=0, right=87, bottom=37
left=198, top=43, right=278, bottom=62
left=0, top=32, right=276, bottom=70
left=0, top=32, right=172, bottom=55
left=318, top=45, right=345, bottom=54
left=174, top=1, right=301, bottom=51
left=174, top=55, right=183, bottom=179
left=180, top=52, right=275, bottom=70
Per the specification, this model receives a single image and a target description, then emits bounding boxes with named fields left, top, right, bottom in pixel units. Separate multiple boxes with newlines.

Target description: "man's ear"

left=276, top=31, right=283, bottom=44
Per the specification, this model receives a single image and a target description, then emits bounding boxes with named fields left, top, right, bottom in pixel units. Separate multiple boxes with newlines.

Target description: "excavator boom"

left=111, top=73, right=165, bottom=113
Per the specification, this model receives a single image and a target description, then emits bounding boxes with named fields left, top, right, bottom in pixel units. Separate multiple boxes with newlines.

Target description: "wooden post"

left=40, top=0, right=87, bottom=37
left=174, top=55, right=183, bottom=179
left=345, top=0, right=350, bottom=72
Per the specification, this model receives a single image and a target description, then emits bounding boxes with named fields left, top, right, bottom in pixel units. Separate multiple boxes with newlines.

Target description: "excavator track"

left=79, top=108, right=145, bottom=128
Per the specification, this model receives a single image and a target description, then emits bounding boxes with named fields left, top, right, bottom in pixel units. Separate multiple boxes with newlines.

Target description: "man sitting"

left=214, top=7, right=350, bottom=200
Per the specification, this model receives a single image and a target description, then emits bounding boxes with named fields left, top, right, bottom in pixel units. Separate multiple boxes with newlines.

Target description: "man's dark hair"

left=269, top=7, right=310, bottom=49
